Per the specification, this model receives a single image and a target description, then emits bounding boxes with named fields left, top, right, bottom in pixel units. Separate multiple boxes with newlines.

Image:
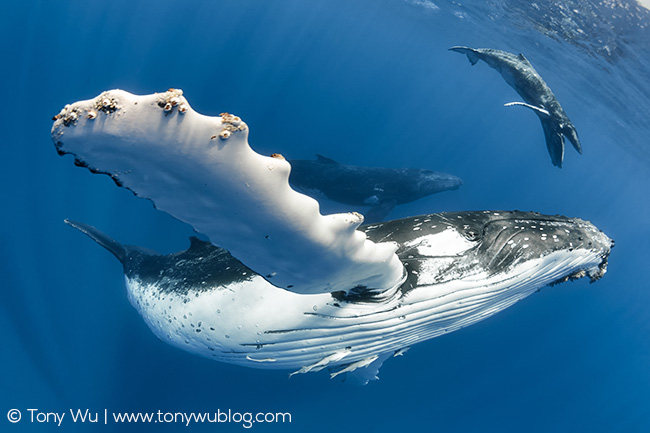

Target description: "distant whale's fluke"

left=450, top=46, right=582, bottom=168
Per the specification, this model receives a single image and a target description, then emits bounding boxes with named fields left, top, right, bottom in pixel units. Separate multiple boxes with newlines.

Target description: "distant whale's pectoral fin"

left=504, top=102, right=550, bottom=117
left=65, top=219, right=128, bottom=263
left=540, top=119, right=566, bottom=168
left=449, top=46, right=481, bottom=65
left=364, top=199, right=397, bottom=224
left=363, top=194, right=380, bottom=205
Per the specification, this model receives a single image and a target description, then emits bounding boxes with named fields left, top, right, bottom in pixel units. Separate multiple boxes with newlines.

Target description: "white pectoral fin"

left=504, top=102, right=550, bottom=117
left=51, top=89, right=405, bottom=295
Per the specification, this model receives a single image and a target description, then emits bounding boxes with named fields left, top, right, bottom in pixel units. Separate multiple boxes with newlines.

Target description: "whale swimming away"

left=51, top=89, right=612, bottom=382
left=288, top=154, right=462, bottom=222
left=450, top=46, right=582, bottom=168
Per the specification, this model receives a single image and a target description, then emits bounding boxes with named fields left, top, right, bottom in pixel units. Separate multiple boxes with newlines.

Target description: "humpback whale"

left=51, top=89, right=612, bottom=382
left=450, top=46, right=582, bottom=168
left=288, top=155, right=462, bottom=222
left=65, top=210, right=611, bottom=383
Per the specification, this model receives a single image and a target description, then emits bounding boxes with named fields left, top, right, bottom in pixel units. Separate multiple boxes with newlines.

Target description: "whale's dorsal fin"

left=517, top=53, right=533, bottom=67
left=315, top=154, right=339, bottom=164
left=504, top=101, right=550, bottom=117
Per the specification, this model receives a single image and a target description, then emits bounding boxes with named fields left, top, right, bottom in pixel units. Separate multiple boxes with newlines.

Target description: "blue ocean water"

left=2, top=0, right=649, bottom=431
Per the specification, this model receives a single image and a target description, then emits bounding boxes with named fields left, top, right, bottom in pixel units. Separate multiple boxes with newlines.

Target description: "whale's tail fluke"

left=540, top=120, right=566, bottom=168
left=504, top=102, right=583, bottom=167
left=449, top=46, right=481, bottom=65
left=65, top=219, right=128, bottom=264
left=562, top=122, right=582, bottom=154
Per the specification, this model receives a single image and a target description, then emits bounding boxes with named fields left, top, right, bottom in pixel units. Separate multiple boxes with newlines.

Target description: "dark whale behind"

left=288, top=155, right=462, bottom=222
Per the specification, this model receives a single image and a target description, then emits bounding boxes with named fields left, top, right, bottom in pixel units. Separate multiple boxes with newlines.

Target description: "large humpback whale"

left=51, top=89, right=612, bottom=382
left=288, top=155, right=462, bottom=222
left=450, top=46, right=582, bottom=168
left=66, top=211, right=611, bottom=383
